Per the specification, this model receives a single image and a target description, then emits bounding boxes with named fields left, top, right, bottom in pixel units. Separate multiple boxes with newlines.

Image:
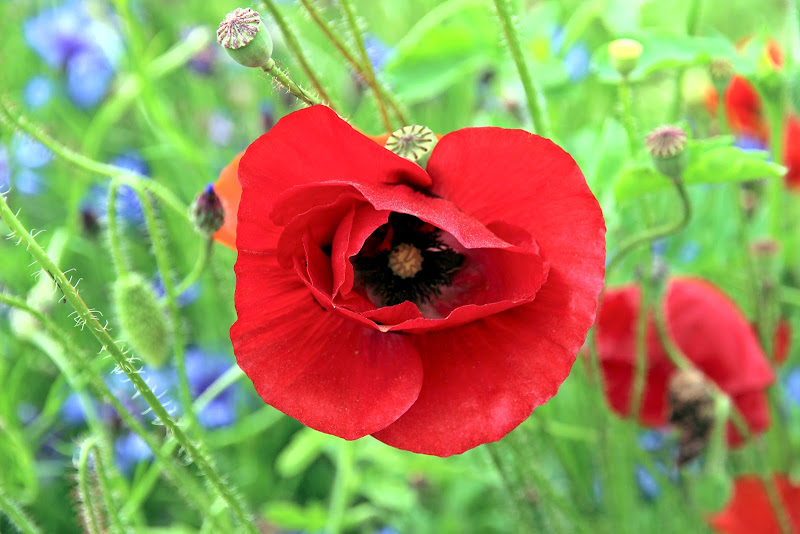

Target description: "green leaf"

left=384, top=0, right=497, bottom=103
left=275, top=428, right=332, bottom=478
left=262, top=501, right=327, bottom=531
left=614, top=139, right=786, bottom=200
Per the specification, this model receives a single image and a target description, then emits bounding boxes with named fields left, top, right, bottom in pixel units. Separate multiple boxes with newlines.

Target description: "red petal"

left=784, top=116, right=800, bottom=190
left=231, top=253, right=423, bottom=439
left=373, top=269, right=597, bottom=456
left=212, top=152, right=244, bottom=250
left=236, top=106, right=430, bottom=254
left=709, top=475, right=800, bottom=534
left=724, top=76, right=768, bottom=142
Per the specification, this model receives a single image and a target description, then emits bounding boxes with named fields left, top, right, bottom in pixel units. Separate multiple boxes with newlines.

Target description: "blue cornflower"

left=0, top=145, right=10, bottom=189
left=364, top=34, right=392, bottom=73
left=784, top=367, right=800, bottom=406
left=638, top=430, right=667, bottom=453
left=207, top=111, right=235, bottom=147
left=679, top=241, right=701, bottom=263
left=152, top=274, right=200, bottom=307
left=185, top=348, right=238, bottom=429
left=550, top=26, right=590, bottom=82
left=24, top=76, right=55, bottom=109
left=114, top=432, right=152, bottom=474
left=634, top=464, right=661, bottom=501
left=82, top=150, right=150, bottom=229
left=735, top=135, right=768, bottom=152
left=61, top=392, right=88, bottom=426
left=11, top=132, right=52, bottom=169
left=24, top=0, right=122, bottom=108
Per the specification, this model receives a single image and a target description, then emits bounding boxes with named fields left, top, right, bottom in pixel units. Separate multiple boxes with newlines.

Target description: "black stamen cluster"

left=353, top=214, right=464, bottom=307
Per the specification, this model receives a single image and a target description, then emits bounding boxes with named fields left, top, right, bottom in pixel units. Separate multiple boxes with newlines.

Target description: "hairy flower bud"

left=113, top=273, right=171, bottom=368
left=217, top=8, right=273, bottom=68
left=709, top=58, right=734, bottom=95
left=190, top=183, right=225, bottom=235
left=668, top=369, right=715, bottom=467
left=385, top=125, right=437, bottom=167
left=646, top=125, right=688, bottom=179
left=608, top=38, right=643, bottom=78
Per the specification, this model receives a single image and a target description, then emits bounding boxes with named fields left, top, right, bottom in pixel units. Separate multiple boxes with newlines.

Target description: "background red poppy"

left=709, top=475, right=800, bottom=534
left=595, top=277, right=774, bottom=444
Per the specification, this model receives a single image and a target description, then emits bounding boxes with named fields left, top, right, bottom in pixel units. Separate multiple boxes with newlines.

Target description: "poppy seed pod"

left=113, top=273, right=171, bottom=368
left=385, top=125, right=437, bottom=167
left=217, top=8, right=273, bottom=68
left=608, top=38, right=643, bottom=78
left=646, top=125, right=688, bottom=180
left=668, top=369, right=715, bottom=466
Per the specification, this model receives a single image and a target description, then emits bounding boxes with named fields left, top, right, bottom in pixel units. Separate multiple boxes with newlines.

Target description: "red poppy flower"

left=705, top=39, right=800, bottom=188
left=223, top=105, right=605, bottom=456
left=709, top=475, right=800, bottom=534
left=595, top=277, right=774, bottom=445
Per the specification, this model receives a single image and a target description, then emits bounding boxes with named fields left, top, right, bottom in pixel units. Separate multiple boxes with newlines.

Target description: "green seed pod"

left=385, top=125, right=437, bottom=167
left=113, top=273, right=171, bottom=368
left=608, top=38, right=643, bottom=78
left=217, top=7, right=273, bottom=68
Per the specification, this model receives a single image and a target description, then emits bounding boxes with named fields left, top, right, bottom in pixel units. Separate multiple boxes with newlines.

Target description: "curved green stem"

left=0, top=487, right=42, bottom=534
left=80, top=439, right=127, bottom=534
left=339, top=0, right=394, bottom=131
left=261, top=58, right=322, bottom=106
left=107, top=184, right=128, bottom=276
left=631, top=256, right=652, bottom=421
left=77, top=440, right=104, bottom=534
left=0, top=194, right=257, bottom=534
left=491, top=0, right=550, bottom=137
left=326, top=440, right=356, bottom=534
left=606, top=177, right=691, bottom=274
left=175, top=237, right=213, bottom=296
left=260, top=0, right=334, bottom=106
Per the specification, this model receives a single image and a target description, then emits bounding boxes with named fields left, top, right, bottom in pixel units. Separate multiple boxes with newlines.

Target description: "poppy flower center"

left=353, top=213, right=464, bottom=308
left=388, top=243, right=423, bottom=278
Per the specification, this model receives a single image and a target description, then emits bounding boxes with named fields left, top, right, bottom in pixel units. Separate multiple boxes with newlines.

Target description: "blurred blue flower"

left=111, top=150, right=150, bottom=176
left=83, top=150, right=150, bottom=228
left=61, top=392, right=88, bottom=426
left=0, top=145, right=10, bottom=189
left=24, top=0, right=122, bottom=108
left=550, top=26, right=590, bottom=82
left=66, top=50, right=115, bottom=109
left=183, top=27, right=218, bottom=76
left=13, top=169, right=44, bottom=196
left=24, top=76, right=55, bottom=109
left=207, top=111, right=235, bottom=147
left=638, top=430, right=667, bottom=452
left=651, top=238, right=669, bottom=257
left=784, top=367, right=800, bottom=406
left=260, top=100, right=276, bottom=132
left=364, top=34, right=392, bottom=73
left=186, top=348, right=237, bottom=429
left=114, top=432, right=152, bottom=474
left=634, top=464, right=661, bottom=501
left=679, top=240, right=701, bottom=263
left=11, top=133, right=52, bottom=169
left=735, top=135, right=768, bottom=152
left=152, top=274, right=200, bottom=307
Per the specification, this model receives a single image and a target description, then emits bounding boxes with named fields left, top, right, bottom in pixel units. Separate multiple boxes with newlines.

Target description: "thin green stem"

left=107, top=183, right=128, bottom=276
left=260, top=0, right=334, bottom=106
left=491, top=0, right=550, bottom=137
left=764, top=102, right=786, bottom=241
left=0, top=194, right=257, bottom=534
left=619, top=78, right=638, bottom=155
left=631, top=255, right=652, bottom=421
left=484, top=442, right=539, bottom=532
left=261, top=58, right=321, bottom=106
left=77, top=440, right=105, bottom=534
left=82, top=439, right=127, bottom=534
left=606, top=177, right=692, bottom=274
left=131, top=186, right=197, bottom=435
left=338, top=0, right=394, bottom=131
left=0, top=487, right=43, bottom=534
left=326, top=440, right=356, bottom=534
left=175, top=237, right=213, bottom=296
left=297, top=0, right=408, bottom=125
left=0, top=97, right=189, bottom=219
left=194, top=365, right=245, bottom=414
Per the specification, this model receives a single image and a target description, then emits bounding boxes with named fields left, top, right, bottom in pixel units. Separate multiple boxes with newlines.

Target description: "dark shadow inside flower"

left=268, top=180, right=549, bottom=334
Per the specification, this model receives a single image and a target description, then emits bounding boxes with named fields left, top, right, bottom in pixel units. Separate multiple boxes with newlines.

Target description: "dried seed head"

left=217, top=8, right=273, bottom=68
left=646, top=125, right=688, bottom=179
left=709, top=58, right=735, bottom=90
left=668, top=369, right=715, bottom=467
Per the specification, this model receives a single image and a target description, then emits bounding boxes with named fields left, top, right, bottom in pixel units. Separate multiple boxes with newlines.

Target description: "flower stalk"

left=0, top=193, right=258, bottom=534
left=491, top=0, right=550, bottom=137
left=261, top=58, right=322, bottom=107
left=0, top=487, right=42, bottom=534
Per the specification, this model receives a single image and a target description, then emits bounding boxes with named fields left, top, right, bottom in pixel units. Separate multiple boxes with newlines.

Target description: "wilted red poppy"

left=595, top=277, right=774, bottom=445
left=221, top=105, right=605, bottom=456
left=709, top=475, right=800, bottom=534
left=705, top=39, right=800, bottom=188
